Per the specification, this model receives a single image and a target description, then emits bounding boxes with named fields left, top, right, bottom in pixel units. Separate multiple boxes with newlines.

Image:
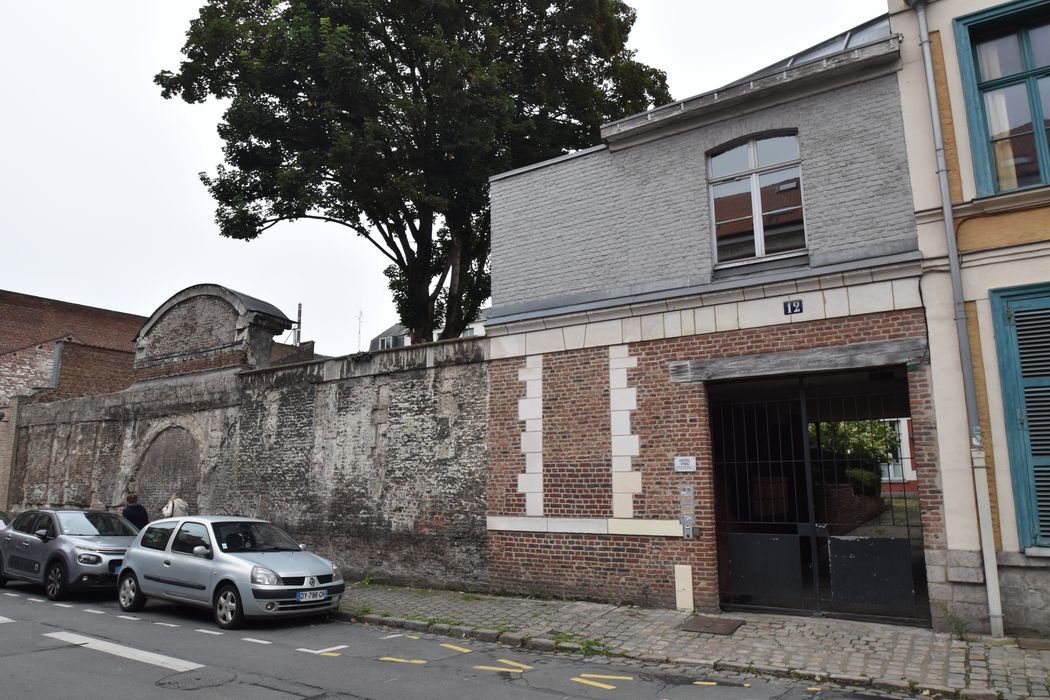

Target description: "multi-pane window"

left=969, top=14, right=1050, bottom=192
left=709, top=135, right=806, bottom=263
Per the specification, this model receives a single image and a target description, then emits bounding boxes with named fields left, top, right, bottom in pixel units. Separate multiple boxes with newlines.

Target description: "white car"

left=118, top=515, right=344, bottom=629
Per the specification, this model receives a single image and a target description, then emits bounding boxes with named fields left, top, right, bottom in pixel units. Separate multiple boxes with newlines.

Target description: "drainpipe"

left=51, top=341, right=63, bottom=388
left=906, top=0, right=1004, bottom=637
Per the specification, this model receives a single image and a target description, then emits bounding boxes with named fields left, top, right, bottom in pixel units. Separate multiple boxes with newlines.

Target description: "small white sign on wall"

left=673, top=456, right=697, bottom=472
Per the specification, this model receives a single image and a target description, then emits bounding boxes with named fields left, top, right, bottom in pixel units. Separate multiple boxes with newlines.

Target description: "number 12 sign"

left=783, top=300, right=803, bottom=315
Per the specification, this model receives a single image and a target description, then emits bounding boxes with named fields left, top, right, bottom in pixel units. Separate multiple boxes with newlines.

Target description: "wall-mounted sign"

left=673, top=456, right=697, bottom=472
left=783, top=299, right=803, bottom=315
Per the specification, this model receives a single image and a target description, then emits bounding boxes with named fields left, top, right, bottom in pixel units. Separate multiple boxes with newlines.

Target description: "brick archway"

left=128, top=419, right=206, bottom=518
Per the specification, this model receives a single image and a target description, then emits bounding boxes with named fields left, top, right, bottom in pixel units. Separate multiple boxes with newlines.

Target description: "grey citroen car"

left=118, top=515, right=344, bottom=629
left=0, top=509, right=139, bottom=600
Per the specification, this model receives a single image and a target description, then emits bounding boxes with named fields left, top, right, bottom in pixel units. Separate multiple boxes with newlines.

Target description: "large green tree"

left=157, top=0, right=670, bottom=342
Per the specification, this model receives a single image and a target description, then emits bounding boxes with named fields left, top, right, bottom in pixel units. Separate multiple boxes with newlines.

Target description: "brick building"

left=0, top=291, right=146, bottom=508
left=485, top=16, right=943, bottom=625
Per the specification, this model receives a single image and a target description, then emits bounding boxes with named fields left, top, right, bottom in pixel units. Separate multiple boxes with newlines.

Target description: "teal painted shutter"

left=1012, top=298, right=1050, bottom=545
left=1003, top=295, right=1050, bottom=545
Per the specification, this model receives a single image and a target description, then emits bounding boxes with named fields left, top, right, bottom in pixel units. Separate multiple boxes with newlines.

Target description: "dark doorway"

left=709, top=368, right=930, bottom=624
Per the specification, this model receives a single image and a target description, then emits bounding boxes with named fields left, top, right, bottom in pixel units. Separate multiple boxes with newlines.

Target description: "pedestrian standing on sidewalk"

left=121, top=494, right=149, bottom=529
left=161, top=493, right=189, bottom=518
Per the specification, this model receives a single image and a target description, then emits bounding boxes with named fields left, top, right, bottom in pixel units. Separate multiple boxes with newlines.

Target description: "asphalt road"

left=0, top=581, right=894, bottom=699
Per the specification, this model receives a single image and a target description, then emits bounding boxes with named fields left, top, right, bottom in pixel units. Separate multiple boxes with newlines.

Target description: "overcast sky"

left=0, top=1, right=887, bottom=356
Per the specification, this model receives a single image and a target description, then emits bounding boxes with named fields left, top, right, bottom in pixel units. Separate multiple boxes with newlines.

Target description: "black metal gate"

left=710, top=368, right=930, bottom=624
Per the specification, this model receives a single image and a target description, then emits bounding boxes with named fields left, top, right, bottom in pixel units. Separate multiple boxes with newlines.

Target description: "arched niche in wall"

left=130, top=425, right=202, bottom=518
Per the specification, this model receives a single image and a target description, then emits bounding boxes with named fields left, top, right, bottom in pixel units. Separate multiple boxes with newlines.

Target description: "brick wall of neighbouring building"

left=0, top=290, right=144, bottom=354
left=30, top=343, right=135, bottom=403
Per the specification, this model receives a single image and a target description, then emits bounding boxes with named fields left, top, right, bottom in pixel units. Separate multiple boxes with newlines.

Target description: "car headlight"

left=251, top=566, right=282, bottom=586
left=75, top=545, right=102, bottom=565
left=332, top=568, right=342, bottom=582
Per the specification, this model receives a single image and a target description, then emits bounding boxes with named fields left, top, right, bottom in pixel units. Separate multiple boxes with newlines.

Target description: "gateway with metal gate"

left=709, top=368, right=930, bottom=624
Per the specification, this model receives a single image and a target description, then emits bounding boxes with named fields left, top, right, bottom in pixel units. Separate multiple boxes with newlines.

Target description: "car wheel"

left=118, top=571, right=146, bottom=612
left=44, top=560, right=68, bottom=601
left=214, top=584, right=244, bottom=630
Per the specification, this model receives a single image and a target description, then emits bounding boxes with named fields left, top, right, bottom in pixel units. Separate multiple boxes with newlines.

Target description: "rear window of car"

left=140, top=523, right=177, bottom=551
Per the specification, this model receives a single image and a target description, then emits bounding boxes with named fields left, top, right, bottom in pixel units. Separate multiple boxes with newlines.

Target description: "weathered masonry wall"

left=9, top=340, right=490, bottom=589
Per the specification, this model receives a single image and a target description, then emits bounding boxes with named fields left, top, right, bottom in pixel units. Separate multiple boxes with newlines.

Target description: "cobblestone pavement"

left=340, top=583, right=1050, bottom=699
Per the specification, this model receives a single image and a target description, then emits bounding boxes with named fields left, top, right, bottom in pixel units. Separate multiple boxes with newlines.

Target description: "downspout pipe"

left=907, top=0, right=1004, bottom=637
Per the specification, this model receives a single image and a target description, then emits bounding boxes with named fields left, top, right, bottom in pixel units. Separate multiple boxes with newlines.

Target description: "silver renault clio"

left=118, top=515, right=344, bottom=629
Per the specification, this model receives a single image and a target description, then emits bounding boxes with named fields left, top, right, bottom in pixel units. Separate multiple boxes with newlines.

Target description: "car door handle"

left=163, top=560, right=171, bottom=567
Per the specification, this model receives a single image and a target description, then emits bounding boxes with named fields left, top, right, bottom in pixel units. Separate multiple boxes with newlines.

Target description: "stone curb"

left=332, top=611, right=994, bottom=699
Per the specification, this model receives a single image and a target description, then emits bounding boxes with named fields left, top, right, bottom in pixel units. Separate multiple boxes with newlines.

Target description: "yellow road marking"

left=379, top=657, right=427, bottom=664
left=693, top=680, right=718, bottom=686
left=473, top=665, right=524, bottom=673
left=441, top=644, right=473, bottom=653
left=807, top=688, right=822, bottom=692
left=407, top=635, right=420, bottom=640
left=320, top=652, right=341, bottom=657
left=581, top=673, right=633, bottom=680
left=572, top=677, right=616, bottom=690
left=497, top=659, right=533, bottom=670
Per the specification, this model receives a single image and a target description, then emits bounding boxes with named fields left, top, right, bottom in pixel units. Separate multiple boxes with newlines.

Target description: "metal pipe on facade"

left=906, top=0, right=1004, bottom=636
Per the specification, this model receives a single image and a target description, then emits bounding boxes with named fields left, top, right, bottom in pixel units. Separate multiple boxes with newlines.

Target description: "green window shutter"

left=1015, top=304, right=1050, bottom=543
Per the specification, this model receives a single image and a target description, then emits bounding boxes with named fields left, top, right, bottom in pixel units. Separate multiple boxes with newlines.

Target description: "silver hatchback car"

left=118, top=516, right=344, bottom=629
left=0, top=509, right=139, bottom=600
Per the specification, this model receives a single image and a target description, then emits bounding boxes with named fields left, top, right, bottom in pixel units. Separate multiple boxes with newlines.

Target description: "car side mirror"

left=192, top=545, right=212, bottom=559
left=299, top=543, right=308, bottom=551
left=35, top=529, right=50, bottom=541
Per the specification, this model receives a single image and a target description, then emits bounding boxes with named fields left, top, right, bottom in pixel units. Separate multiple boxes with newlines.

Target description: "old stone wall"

left=10, top=339, right=491, bottom=589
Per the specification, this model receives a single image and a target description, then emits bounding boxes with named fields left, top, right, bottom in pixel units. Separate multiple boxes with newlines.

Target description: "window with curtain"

left=970, top=16, right=1050, bottom=192
left=709, top=134, right=806, bottom=264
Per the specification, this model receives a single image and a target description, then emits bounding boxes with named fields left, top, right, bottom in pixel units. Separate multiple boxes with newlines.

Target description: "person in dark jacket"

left=121, top=494, right=149, bottom=529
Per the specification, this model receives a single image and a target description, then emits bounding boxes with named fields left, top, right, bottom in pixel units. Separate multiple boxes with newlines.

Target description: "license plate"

left=296, top=589, right=328, bottom=602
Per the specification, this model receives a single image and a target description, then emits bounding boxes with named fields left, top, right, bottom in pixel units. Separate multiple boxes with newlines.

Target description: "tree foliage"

left=810, top=420, right=901, bottom=467
left=157, top=0, right=671, bottom=342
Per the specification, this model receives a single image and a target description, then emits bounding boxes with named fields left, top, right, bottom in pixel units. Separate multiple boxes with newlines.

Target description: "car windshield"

left=213, top=521, right=300, bottom=553
left=56, top=511, right=139, bottom=536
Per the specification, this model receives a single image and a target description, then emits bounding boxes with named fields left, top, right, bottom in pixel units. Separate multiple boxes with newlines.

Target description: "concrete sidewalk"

left=339, top=583, right=1050, bottom=699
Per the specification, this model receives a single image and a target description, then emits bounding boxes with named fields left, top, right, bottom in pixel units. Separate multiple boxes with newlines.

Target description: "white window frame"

left=708, top=135, right=807, bottom=265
